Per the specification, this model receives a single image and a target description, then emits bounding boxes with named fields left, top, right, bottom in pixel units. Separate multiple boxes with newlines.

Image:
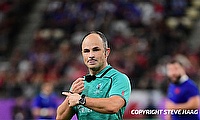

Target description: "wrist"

left=69, top=90, right=74, bottom=94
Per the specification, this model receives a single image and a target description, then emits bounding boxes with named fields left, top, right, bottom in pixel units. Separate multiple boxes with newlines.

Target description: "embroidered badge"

left=94, top=83, right=102, bottom=94
left=174, top=88, right=180, bottom=94
left=97, top=83, right=101, bottom=90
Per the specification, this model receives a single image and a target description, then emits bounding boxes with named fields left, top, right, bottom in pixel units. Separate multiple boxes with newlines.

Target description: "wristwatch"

left=79, top=94, right=86, bottom=105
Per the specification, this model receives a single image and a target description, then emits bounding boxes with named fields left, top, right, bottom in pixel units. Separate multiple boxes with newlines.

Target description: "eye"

left=83, top=49, right=90, bottom=53
left=93, top=47, right=100, bottom=52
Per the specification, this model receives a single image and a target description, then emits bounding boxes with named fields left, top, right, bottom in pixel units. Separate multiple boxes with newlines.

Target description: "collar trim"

left=179, top=75, right=188, bottom=83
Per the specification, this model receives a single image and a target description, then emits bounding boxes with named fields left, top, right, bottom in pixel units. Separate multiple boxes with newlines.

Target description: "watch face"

left=79, top=99, right=85, bottom=105
left=79, top=94, right=86, bottom=105
left=79, top=99, right=85, bottom=104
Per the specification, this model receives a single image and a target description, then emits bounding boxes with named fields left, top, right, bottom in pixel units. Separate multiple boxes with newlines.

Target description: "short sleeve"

left=186, top=80, right=199, bottom=98
left=109, top=73, right=131, bottom=105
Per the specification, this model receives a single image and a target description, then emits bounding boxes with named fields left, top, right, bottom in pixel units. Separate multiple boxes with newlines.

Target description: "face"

left=166, top=63, right=182, bottom=83
left=42, top=83, right=53, bottom=95
left=82, top=33, right=110, bottom=73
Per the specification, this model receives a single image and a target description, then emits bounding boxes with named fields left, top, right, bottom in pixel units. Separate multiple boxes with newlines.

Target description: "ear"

left=105, top=48, right=110, bottom=57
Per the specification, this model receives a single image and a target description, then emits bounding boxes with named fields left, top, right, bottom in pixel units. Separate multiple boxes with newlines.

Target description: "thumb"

left=62, top=92, right=71, bottom=96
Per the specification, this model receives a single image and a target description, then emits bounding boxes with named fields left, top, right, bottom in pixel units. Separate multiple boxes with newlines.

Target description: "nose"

left=89, top=51, right=95, bottom=58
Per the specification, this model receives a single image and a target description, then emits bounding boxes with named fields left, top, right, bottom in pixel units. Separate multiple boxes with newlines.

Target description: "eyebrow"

left=93, top=47, right=101, bottom=50
left=83, top=46, right=101, bottom=51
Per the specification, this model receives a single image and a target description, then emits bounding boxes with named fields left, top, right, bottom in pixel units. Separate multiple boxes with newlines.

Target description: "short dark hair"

left=81, top=31, right=109, bottom=49
left=167, top=59, right=183, bottom=66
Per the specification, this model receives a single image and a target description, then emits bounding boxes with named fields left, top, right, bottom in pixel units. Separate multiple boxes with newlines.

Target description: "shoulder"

left=108, top=67, right=127, bottom=75
left=185, top=79, right=198, bottom=87
left=108, top=68, right=130, bottom=81
left=180, top=79, right=199, bottom=94
left=184, top=79, right=200, bottom=96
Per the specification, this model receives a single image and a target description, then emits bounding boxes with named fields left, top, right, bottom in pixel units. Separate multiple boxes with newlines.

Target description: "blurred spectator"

left=31, top=82, right=58, bottom=120
left=12, top=96, right=33, bottom=120
left=0, top=0, right=37, bottom=57
left=165, top=59, right=200, bottom=120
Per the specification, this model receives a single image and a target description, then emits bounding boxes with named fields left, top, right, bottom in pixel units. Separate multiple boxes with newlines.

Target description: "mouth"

left=88, top=59, right=97, bottom=65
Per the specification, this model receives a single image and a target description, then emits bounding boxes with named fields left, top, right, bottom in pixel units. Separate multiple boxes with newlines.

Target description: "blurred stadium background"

left=0, top=0, right=200, bottom=119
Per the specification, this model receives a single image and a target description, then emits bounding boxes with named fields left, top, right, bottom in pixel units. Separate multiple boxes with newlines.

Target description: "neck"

left=172, top=74, right=188, bottom=85
left=89, top=63, right=108, bottom=75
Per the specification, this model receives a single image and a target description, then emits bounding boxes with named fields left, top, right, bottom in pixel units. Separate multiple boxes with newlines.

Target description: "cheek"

left=82, top=55, right=88, bottom=62
left=168, top=72, right=178, bottom=79
left=98, top=54, right=106, bottom=61
left=167, top=73, right=173, bottom=78
left=167, top=71, right=175, bottom=78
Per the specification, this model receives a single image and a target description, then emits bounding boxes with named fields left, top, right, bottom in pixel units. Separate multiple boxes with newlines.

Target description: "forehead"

left=82, top=33, right=104, bottom=48
left=167, top=63, right=180, bottom=69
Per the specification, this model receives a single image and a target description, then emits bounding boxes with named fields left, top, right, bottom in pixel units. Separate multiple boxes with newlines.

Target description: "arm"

left=64, top=92, right=125, bottom=114
left=56, top=78, right=84, bottom=120
left=166, top=95, right=200, bottom=110
left=164, top=114, right=172, bottom=120
left=85, top=95, right=125, bottom=113
left=56, top=97, right=75, bottom=120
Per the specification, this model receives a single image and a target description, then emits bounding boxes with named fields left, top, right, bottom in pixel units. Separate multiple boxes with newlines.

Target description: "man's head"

left=166, top=60, right=186, bottom=84
left=41, top=82, right=54, bottom=96
left=81, top=31, right=110, bottom=74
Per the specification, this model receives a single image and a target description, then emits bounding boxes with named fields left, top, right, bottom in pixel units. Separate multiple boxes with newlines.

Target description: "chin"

left=171, top=77, right=180, bottom=84
left=87, top=65, right=96, bottom=69
left=89, top=65, right=101, bottom=71
left=87, top=64, right=96, bottom=68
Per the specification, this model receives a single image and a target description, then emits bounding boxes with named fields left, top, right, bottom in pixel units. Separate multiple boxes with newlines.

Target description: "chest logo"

left=94, top=83, right=102, bottom=94
left=174, top=88, right=180, bottom=94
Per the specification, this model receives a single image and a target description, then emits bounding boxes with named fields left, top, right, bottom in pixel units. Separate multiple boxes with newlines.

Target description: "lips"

left=88, top=59, right=97, bottom=65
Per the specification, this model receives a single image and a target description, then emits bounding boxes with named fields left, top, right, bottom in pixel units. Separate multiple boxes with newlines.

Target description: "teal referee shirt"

left=73, top=65, right=131, bottom=120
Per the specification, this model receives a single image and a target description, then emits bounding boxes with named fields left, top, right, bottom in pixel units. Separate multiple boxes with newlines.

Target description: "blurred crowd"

left=1, top=0, right=200, bottom=97
left=0, top=0, right=37, bottom=58
left=0, top=0, right=200, bottom=119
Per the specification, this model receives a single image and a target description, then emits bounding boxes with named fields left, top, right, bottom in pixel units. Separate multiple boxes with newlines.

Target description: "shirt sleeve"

left=186, top=80, right=200, bottom=98
left=109, top=73, right=131, bottom=105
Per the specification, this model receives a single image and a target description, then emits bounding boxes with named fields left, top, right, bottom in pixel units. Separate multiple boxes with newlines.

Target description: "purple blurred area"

left=0, top=99, right=14, bottom=120
left=0, top=97, right=77, bottom=120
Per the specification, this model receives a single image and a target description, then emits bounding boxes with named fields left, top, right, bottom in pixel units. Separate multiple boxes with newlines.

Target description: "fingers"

left=61, top=92, right=74, bottom=107
left=73, top=78, right=84, bottom=84
left=71, top=78, right=84, bottom=94
left=62, top=92, right=70, bottom=96
left=62, top=92, right=81, bottom=107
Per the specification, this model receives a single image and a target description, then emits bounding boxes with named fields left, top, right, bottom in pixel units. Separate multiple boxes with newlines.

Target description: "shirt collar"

left=179, top=74, right=188, bottom=84
left=95, top=65, right=112, bottom=78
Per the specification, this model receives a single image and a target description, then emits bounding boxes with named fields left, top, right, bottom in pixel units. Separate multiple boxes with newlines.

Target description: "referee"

left=56, top=31, right=131, bottom=120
